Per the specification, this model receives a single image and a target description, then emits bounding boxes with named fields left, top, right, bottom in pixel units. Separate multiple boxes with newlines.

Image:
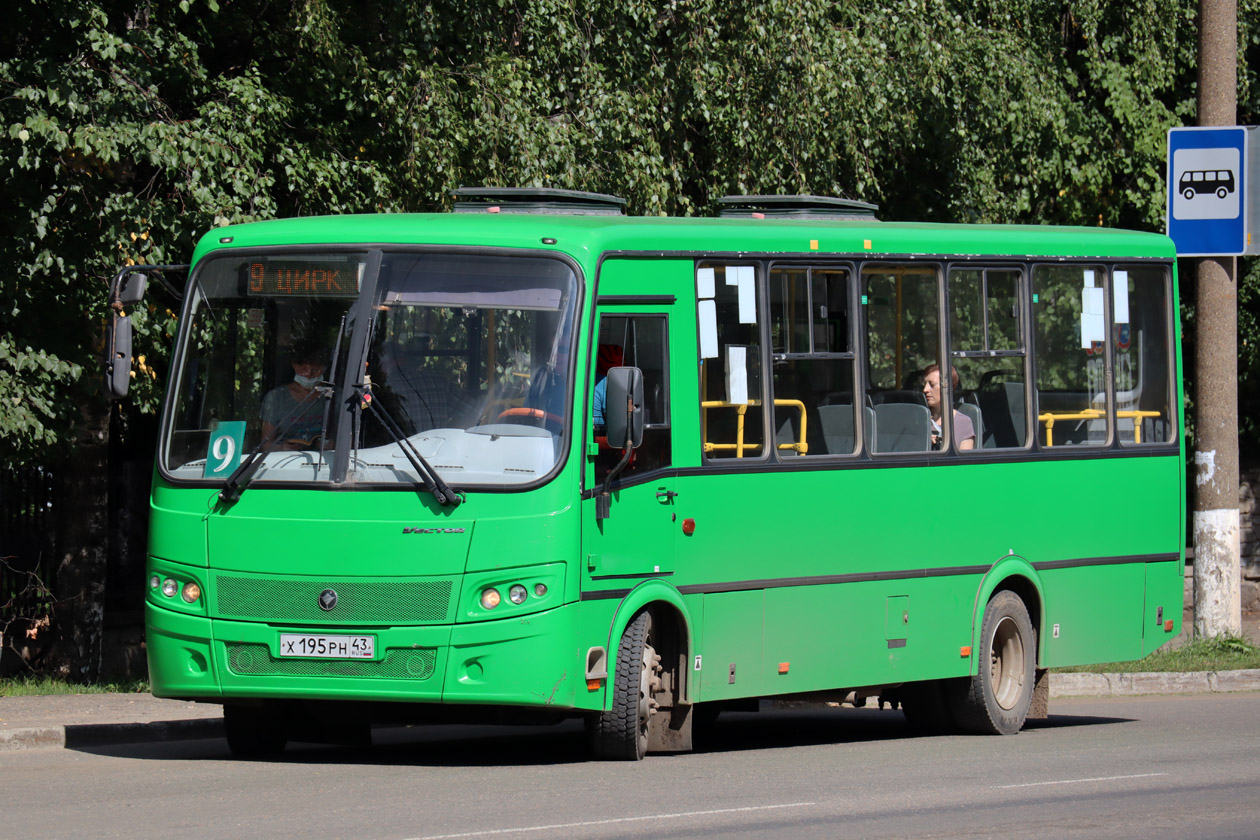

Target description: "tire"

left=1217, top=187, right=1229, bottom=199
left=588, top=609, right=659, bottom=760
left=1182, top=188, right=1195, bottom=200
left=949, top=590, right=1035, bottom=735
left=224, top=704, right=289, bottom=757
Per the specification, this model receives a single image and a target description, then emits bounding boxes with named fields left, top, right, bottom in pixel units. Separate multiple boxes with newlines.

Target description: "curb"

left=1049, top=668, right=1260, bottom=698
left=0, top=717, right=223, bottom=753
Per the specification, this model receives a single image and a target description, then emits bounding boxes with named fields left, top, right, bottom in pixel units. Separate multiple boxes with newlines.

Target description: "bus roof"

left=193, top=212, right=1176, bottom=266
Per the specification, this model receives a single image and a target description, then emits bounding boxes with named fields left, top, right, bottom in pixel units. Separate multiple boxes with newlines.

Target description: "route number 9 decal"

left=205, top=421, right=247, bottom=477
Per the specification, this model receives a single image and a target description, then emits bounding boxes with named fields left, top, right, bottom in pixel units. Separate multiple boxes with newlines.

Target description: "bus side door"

left=581, top=284, right=678, bottom=585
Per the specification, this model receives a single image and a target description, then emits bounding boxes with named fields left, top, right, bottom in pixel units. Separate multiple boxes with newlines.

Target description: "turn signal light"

left=181, top=582, right=201, bottom=604
left=480, top=588, right=501, bottom=610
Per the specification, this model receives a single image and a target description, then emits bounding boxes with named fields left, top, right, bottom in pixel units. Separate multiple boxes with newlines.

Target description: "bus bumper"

left=145, top=600, right=582, bottom=709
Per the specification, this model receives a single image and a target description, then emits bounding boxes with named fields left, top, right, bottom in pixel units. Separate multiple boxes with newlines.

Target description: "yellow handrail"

left=701, top=399, right=809, bottom=457
left=1038, top=409, right=1162, bottom=446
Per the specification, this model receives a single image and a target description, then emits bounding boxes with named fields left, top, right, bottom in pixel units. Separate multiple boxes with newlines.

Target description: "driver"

left=261, top=340, right=328, bottom=450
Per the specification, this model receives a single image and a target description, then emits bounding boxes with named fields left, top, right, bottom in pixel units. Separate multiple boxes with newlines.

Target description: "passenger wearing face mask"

left=261, top=340, right=328, bottom=450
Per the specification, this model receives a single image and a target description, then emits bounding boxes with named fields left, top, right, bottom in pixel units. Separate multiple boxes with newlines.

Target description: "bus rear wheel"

left=588, top=609, right=660, bottom=760
left=949, top=590, right=1035, bottom=735
left=224, top=703, right=289, bottom=757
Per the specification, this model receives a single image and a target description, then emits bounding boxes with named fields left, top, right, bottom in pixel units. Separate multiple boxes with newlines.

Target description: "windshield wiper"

left=216, top=384, right=334, bottom=505
left=355, top=384, right=463, bottom=508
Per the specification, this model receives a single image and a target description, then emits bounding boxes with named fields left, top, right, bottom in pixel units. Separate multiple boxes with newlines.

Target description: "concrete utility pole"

left=1192, top=0, right=1242, bottom=638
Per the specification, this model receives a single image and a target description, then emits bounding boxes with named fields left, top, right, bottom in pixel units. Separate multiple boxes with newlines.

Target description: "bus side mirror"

left=105, top=314, right=133, bottom=400
left=604, top=366, right=644, bottom=450
left=114, top=272, right=149, bottom=306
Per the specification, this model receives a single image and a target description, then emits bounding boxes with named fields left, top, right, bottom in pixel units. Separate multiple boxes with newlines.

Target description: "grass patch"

left=0, top=676, right=149, bottom=696
left=1055, top=635, right=1260, bottom=674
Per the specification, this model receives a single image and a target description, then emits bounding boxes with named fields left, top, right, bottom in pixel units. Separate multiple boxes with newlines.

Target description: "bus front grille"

left=225, top=643, right=438, bottom=680
left=214, top=576, right=453, bottom=624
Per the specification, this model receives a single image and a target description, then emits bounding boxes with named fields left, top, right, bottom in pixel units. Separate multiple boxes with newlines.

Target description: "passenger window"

left=1033, top=264, right=1108, bottom=446
left=863, top=264, right=940, bottom=453
left=697, top=263, right=765, bottom=459
left=593, top=315, right=671, bottom=481
left=769, top=266, right=858, bottom=457
left=949, top=267, right=1028, bottom=449
left=1114, top=266, right=1175, bottom=445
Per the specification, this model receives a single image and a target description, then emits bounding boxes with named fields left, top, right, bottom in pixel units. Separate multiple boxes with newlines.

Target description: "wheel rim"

left=989, top=615, right=1026, bottom=710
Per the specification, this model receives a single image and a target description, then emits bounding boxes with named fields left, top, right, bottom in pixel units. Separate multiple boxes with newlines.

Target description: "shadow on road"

left=74, top=703, right=1133, bottom=767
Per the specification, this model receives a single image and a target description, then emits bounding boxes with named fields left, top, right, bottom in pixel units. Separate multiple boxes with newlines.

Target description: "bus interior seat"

left=776, top=414, right=801, bottom=457
left=901, top=369, right=925, bottom=391
left=869, top=389, right=928, bottom=407
left=977, top=379, right=1026, bottom=448
left=871, top=402, right=930, bottom=452
left=817, top=403, right=875, bottom=455
left=822, top=391, right=865, bottom=407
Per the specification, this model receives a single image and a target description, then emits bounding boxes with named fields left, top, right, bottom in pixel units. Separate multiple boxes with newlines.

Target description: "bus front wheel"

left=588, top=609, right=660, bottom=760
left=1182, top=188, right=1195, bottom=200
left=949, top=590, right=1035, bottom=735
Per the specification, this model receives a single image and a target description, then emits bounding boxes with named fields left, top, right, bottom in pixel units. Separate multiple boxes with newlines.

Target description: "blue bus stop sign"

left=1167, top=126, right=1258, bottom=256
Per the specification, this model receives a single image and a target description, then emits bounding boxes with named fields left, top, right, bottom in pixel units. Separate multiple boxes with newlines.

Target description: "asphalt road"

left=4, top=693, right=1259, bottom=840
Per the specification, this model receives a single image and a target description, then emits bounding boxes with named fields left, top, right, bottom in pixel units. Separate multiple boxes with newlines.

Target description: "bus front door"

left=581, top=305, right=677, bottom=588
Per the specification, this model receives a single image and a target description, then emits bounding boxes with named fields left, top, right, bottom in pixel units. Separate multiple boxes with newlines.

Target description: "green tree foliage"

left=0, top=1, right=1253, bottom=463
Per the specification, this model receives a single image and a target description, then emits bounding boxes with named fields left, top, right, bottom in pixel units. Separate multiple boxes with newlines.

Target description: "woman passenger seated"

left=922, top=363, right=975, bottom=451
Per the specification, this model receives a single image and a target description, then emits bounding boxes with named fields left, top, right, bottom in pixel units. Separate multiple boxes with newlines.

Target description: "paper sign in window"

left=726, top=345, right=749, bottom=405
left=697, top=267, right=715, bottom=299
left=698, top=299, right=718, bottom=358
left=1113, top=270, right=1130, bottom=324
left=732, top=266, right=757, bottom=324
left=1080, top=285, right=1105, bottom=349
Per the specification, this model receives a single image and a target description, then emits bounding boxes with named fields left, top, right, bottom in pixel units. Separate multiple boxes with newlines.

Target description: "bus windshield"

left=161, top=249, right=578, bottom=489
left=353, top=251, right=577, bottom=486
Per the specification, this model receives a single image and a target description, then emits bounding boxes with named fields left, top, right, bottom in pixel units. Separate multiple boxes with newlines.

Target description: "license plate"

left=278, top=633, right=375, bottom=659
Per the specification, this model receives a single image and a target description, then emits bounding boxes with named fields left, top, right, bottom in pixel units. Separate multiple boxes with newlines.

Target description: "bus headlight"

left=181, top=582, right=202, bottom=604
left=161, top=578, right=178, bottom=598
left=508, top=584, right=528, bottom=605
left=480, top=588, right=501, bottom=609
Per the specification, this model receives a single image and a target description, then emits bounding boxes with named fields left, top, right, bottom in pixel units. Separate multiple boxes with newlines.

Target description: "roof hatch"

left=717, top=194, right=879, bottom=221
left=452, top=187, right=627, bottom=215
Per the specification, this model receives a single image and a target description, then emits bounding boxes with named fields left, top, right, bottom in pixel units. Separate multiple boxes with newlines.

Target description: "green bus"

left=117, top=189, right=1184, bottom=758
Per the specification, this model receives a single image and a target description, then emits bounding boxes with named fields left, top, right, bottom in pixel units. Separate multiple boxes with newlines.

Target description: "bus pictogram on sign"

left=1178, top=169, right=1236, bottom=201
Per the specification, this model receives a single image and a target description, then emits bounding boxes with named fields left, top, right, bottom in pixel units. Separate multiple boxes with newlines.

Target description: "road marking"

left=406, top=802, right=816, bottom=840
left=997, top=773, right=1168, bottom=789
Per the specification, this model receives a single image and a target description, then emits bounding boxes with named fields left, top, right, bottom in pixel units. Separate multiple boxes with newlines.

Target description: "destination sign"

left=247, top=260, right=362, bottom=297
